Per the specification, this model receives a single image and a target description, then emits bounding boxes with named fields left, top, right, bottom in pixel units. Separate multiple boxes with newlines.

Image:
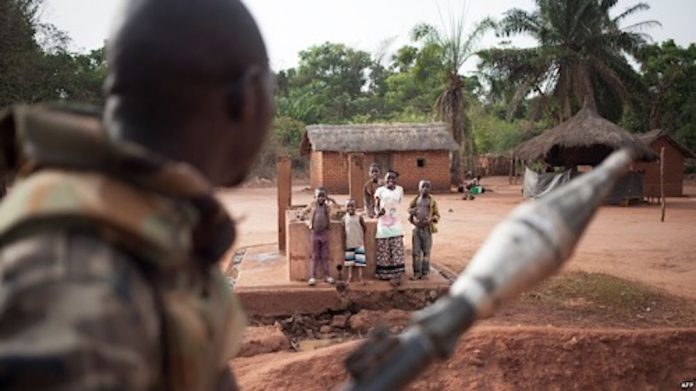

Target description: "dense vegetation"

left=2, top=0, right=694, bottom=178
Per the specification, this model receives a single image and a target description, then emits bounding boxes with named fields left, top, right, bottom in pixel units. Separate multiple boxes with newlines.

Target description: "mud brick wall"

left=310, top=150, right=451, bottom=193
left=391, top=151, right=450, bottom=192
left=635, top=138, right=686, bottom=197
left=309, top=151, right=348, bottom=193
left=309, top=150, right=323, bottom=191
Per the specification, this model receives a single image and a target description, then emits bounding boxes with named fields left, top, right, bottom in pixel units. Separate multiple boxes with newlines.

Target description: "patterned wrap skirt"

left=374, top=236, right=405, bottom=280
left=344, top=246, right=366, bottom=267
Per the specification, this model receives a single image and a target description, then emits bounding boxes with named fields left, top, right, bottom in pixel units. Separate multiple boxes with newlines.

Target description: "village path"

left=216, top=177, right=696, bottom=300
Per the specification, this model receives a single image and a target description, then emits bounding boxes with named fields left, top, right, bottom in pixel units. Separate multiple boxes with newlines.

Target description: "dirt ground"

left=218, top=177, right=696, bottom=390
left=218, top=176, right=696, bottom=300
left=232, top=326, right=696, bottom=390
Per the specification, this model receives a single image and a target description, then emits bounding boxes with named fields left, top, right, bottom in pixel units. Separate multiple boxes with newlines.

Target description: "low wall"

left=286, top=210, right=377, bottom=281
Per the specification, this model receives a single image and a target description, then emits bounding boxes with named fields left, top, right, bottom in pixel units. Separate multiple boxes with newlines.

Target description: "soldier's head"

left=104, top=0, right=274, bottom=186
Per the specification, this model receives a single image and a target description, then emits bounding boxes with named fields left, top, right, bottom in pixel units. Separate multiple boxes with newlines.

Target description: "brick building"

left=635, top=129, right=695, bottom=197
left=300, top=123, right=458, bottom=193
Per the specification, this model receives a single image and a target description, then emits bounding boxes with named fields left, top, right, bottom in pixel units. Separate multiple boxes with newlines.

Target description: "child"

left=374, top=170, right=406, bottom=286
left=461, top=175, right=484, bottom=200
left=342, top=199, right=367, bottom=284
left=408, top=180, right=440, bottom=279
left=301, top=187, right=336, bottom=286
left=468, top=175, right=484, bottom=193
left=363, top=163, right=381, bottom=218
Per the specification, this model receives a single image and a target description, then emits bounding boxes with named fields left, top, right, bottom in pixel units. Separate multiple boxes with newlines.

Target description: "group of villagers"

left=302, top=163, right=440, bottom=287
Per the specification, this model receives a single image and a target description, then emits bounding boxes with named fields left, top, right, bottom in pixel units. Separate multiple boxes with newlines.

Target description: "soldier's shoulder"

left=0, top=103, right=102, bottom=143
left=0, top=230, right=162, bottom=390
left=0, top=230, right=148, bottom=287
left=0, top=104, right=104, bottom=184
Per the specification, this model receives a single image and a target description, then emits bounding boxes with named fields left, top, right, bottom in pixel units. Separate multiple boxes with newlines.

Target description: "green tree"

left=30, top=47, right=107, bottom=105
left=0, top=0, right=107, bottom=107
left=637, top=40, right=696, bottom=150
left=0, top=0, right=43, bottom=106
left=411, top=18, right=495, bottom=183
left=479, top=0, right=658, bottom=123
left=383, top=42, right=444, bottom=121
left=286, top=42, right=373, bottom=123
left=65, top=48, right=107, bottom=104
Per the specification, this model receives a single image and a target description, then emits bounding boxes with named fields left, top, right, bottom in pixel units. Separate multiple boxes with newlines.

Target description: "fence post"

left=660, top=147, right=665, bottom=222
left=348, top=153, right=365, bottom=209
left=277, top=155, right=292, bottom=252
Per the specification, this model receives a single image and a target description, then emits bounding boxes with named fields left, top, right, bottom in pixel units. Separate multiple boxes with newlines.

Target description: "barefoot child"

left=363, top=163, right=381, bottom=218
left=342, top=199, right=367, bottom=284
left=408, top=180, right=440, bottom=279
left=301, top=187, right=336, bottom=286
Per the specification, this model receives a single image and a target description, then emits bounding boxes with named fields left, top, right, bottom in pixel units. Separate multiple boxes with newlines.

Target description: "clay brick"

left=634, top=138, right=686, bottom=197
left=311, top=150, right=452, bottom=193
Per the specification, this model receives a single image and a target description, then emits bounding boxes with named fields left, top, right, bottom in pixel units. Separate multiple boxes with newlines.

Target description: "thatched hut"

left=300, top=123, right=459, bottom=192
left=514, top=107, right=655, bottom=166
left=515, top=107, right=656, bottom=203
left=635, top=129, right=695, bottom=197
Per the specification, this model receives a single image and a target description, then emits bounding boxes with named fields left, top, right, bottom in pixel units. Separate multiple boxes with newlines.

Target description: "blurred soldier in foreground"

left=0, top=0, right=273, bottom=389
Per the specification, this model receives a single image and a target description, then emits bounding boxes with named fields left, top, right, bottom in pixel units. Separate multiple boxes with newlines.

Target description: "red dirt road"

left=221, top=178, right=696, bottom=390
left=218, top=177, right=696, bottom=299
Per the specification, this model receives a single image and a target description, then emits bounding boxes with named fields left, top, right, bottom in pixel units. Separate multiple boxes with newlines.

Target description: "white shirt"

left=374, top=185, right=404, bottom=238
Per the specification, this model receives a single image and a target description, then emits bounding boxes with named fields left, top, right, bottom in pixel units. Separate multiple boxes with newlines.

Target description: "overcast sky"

left=40, top=0, right=696, bottom=72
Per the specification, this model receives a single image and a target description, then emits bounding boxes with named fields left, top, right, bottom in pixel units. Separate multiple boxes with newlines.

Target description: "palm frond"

left=621, top=20, right=662, bottom=34
left=588, top=55, right=631, bottom=104
left=600, top=0, right=620, bottom=13
left=498, top=8, right=541, bottom=37
left=455, top=17, right=496, bottom=68
left=411, top=23, right=439, bottom=43
left=613, top=3, right=650, bottom=23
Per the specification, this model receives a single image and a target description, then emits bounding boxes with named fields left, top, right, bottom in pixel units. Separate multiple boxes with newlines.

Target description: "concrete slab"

left=232, top=244, right=451, bottom=317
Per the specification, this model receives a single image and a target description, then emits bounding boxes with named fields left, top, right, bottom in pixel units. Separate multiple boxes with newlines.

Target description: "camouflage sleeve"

left=0, top=231, right=161, bottom=390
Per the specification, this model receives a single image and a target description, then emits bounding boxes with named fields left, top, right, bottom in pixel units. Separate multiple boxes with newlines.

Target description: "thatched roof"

left=514, top=107, right=656, bottom=165
left=638, top=129, right=695, bottom=158
left=300, top=123, right=459, bottom=155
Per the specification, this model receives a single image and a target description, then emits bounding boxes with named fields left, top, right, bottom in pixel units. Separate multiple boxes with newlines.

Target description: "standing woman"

left=374, top=170, right=406, bottom=286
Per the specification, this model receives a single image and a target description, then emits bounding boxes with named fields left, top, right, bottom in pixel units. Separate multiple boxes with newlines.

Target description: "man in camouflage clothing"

left=0, top=0, right=273, bottom=389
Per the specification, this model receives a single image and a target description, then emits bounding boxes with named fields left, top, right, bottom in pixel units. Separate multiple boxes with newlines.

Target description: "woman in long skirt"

left=374, top=170, right=405, bottom=286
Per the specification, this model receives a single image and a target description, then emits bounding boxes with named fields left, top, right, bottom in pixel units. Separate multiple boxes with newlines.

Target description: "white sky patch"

left=40, top=0, right=696, bottom=74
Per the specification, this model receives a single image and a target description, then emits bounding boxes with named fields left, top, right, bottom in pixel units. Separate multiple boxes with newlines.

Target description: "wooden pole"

left=348, top=153, right=365, bottom=209
left=277, top=155, right=292, bottom=252
left=660, top=147, right=665, bottom=222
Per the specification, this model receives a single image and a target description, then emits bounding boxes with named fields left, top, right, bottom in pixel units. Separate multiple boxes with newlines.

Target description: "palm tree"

left=479, top=0, right=659, bottom=123
left=413, top=17, right=495, bottom=184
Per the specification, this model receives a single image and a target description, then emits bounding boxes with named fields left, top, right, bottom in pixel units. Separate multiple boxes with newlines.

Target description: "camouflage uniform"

left=0, top=105, right=246, bottom=390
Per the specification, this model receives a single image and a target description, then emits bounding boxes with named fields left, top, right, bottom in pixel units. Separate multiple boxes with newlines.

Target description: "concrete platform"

left=232, top=244, right=451, bottom=317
